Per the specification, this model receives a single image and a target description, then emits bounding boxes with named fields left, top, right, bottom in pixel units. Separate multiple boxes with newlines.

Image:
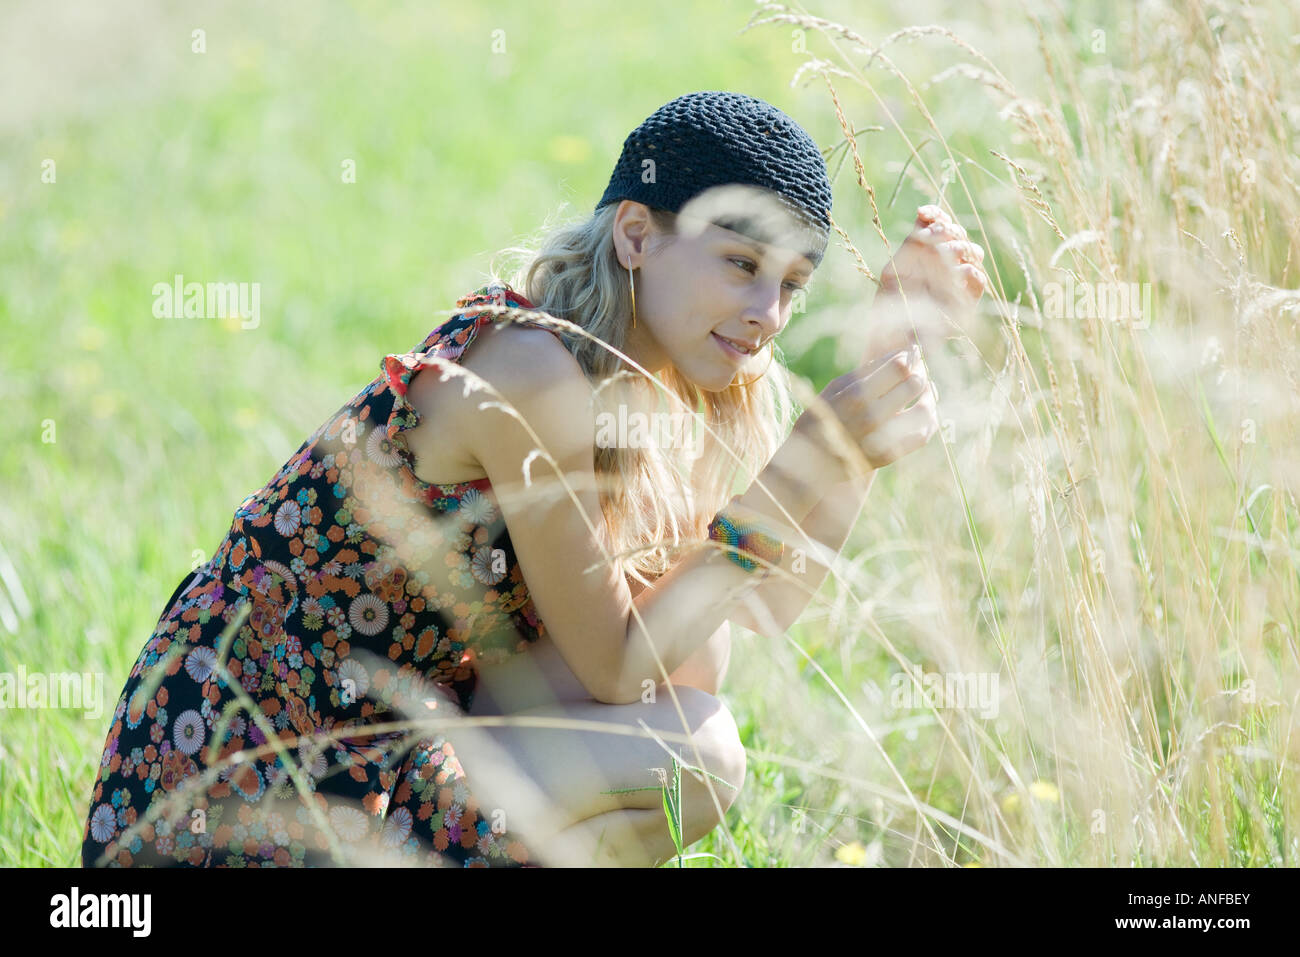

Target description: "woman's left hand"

left=877, top=204, right=989, bottom=320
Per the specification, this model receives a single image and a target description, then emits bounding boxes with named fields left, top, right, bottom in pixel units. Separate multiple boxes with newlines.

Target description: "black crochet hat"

left=596, top=90, right=834, bottom=268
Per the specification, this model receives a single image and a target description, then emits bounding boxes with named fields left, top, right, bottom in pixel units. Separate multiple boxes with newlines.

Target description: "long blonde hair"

left=489, top=203, right=799, bottom=588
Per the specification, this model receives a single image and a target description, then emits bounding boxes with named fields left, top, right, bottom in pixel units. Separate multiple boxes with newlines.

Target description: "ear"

left=613, top=201, right=655, bottom=266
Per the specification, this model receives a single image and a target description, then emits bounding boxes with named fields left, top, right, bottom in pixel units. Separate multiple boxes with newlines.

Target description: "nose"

left=740, top=280, right=785, bottom=341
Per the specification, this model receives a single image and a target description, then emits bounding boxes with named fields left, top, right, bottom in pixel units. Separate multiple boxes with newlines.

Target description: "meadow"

left=2, top=0, right=1297, bottom=867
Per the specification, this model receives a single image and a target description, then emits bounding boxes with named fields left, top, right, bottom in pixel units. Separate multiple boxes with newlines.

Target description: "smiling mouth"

left=712, top=333, right=757, bottom=359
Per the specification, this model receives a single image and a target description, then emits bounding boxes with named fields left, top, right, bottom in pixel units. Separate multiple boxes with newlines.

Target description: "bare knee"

left=653, top=686, right=747, bottom=842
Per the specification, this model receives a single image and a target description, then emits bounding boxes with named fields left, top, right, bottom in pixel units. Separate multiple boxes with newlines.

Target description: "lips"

left=712, top=333, right=758, bottom=358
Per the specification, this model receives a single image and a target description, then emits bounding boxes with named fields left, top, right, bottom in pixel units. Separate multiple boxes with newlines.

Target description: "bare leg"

left=470, top=631, right=602, bottom=716
left=459, top=650, right=747, bottom=867
left=548, top=808, right=682, bottom=867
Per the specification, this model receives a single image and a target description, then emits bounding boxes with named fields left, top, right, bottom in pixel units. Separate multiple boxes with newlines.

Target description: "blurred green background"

left=12, top=0, right=1270, bottom=868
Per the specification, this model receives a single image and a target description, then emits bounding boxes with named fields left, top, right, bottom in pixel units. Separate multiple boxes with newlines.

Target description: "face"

left=613, top=201, right=816, bottom=392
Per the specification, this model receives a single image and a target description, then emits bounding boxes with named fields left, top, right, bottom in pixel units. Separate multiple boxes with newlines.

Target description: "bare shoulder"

left=463, top=321, right=596, bottom=463
left=404, top=320, right=592, bottom=485
left=462, top=320, right=586, bottom=392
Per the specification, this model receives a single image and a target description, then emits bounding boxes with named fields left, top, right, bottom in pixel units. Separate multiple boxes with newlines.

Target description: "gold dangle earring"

left=626, top=255, right=636, bottom=328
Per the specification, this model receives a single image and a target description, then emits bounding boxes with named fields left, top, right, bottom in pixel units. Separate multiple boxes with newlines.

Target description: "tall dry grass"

left=721, top=0, right=1299, bottom=865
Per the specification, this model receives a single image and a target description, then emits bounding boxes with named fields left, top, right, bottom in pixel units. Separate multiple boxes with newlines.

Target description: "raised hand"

left=795, top=206, right=989, bottom=477
left=878, top=204, right=989, bottom=317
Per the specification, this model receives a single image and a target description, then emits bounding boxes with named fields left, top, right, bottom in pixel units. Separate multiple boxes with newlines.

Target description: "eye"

left=728, top=257, right=807, bottom=293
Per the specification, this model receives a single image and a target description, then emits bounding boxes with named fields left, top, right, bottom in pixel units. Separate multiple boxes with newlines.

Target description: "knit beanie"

left=595, top=90, right=834, bottom=268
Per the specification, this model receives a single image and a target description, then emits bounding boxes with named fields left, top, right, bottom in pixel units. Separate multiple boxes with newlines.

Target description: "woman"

left=81, top=90, right=986, bottom=868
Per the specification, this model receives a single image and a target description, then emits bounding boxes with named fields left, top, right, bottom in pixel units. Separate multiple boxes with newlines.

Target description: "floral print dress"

left=82, top=282, right=560, bottom=867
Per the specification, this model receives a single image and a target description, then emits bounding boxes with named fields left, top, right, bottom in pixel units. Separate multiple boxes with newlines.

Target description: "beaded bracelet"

left=707, top=498, right=786, bottom=575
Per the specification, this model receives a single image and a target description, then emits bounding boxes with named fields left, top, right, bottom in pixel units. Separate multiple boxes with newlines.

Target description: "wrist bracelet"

left=707, top=497, right=785, bottom=575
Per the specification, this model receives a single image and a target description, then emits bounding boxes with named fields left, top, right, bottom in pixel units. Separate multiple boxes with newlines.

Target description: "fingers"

left=913, top=205, right=968, bottom=239
left=915, top=204, right=944, bottom=227
left=892, top=213, right=974, bottom=277
left=915, top=204, right=967, bottom=237
left=867, top=347, right=920, bottom=400
left=828, top=343, right=909, bottom=404
left=819, top=343, right=941, bottom=470
left=868, top=353, right=931, bottom=422
left=911, top=220, right=971, bottom=250
left=938, top=239, right=983, bottom=265
left=939, top=241, right=989, bottom=301
left=895, top=386, right=941, bottom=450
left=957, top=262, right=990, bottom=300
left=848, top=342, right=932, bottom=407
left=858, top=385, right=940, bottom=467
left=905, top=234, right=988, bottom=306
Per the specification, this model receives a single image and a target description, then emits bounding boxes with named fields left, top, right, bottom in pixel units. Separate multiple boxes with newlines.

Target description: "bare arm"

left=427, top=311, right=924, bottom=706
left=724, top=468, right=878, bottom=638
left=611, top=414, right=863, bottom=700
left=669, top=621, right=733, bottom=695
left=412, top=323, right=635, bottom=704
left=633, top=567, right=732, bottom=696
left=431, top=322, right=853, bottom=705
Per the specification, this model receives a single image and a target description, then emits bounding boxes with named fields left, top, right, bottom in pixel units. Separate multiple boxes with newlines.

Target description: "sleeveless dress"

left=81, top=281, right=562, bottom=868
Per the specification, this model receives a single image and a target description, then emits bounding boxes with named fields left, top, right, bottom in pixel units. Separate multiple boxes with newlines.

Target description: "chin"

left=669, top=348, right=750, bottom=392
left=676, top=364, right=735, bottom=393
left=698, top=376, right=737, bottom=394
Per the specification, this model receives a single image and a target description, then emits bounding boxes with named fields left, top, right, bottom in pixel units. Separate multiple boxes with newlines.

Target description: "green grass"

left=3, top=0, right=1298, bottom=867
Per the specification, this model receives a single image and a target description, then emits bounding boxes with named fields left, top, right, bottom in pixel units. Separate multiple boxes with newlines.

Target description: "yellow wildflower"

left=835, top=841, right=868, bottom=866
left=1029, top=780, right=1060, bottom=803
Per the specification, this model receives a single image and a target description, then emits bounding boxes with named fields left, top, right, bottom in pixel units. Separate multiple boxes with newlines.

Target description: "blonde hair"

left=489, top=203, right=799, bottom=588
